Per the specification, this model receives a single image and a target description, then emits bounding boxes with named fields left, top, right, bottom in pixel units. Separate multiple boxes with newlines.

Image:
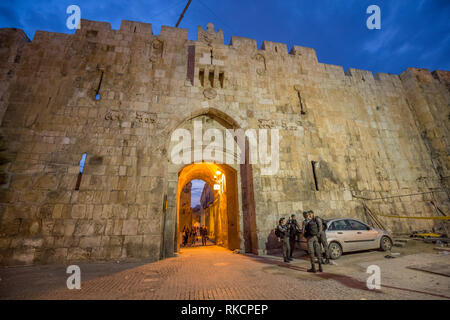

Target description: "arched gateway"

left=161, top=108, right=258, bottom=258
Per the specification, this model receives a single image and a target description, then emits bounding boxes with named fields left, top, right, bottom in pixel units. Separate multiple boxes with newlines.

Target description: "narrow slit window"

left=95, top=71, right=104, bottom=100
left=311, top=161, right=319, bottom=191
left=219, top=72, right=224, bottom=88
left=187, top=45, right=195, bottom=85
left=199, top=70, right=205, bottom=87
left=75, top=153, right=87, bottom=191
left=199, top=69, right=205, bottom=87
left=209, top=71, right=214, bottom=88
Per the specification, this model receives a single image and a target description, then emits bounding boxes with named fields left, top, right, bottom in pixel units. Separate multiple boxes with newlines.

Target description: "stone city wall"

left=0, top=19, right=448, bottom=264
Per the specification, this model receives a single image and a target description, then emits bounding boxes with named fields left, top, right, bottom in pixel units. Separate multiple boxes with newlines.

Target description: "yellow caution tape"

left=376, top=214, right=450, bottom=220
left=414, top=233, right=442, bottom=237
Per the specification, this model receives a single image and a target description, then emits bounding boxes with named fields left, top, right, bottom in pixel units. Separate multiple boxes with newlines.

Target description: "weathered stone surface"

left=0, top=19, right=448, bottom=265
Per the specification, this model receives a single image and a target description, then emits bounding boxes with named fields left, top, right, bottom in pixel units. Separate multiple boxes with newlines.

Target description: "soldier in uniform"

left=277, top=218, right=292, bottom=263
left=287, top=214, right=300, bottom=259
left=302, top=211, right=310, bottom=234
left=309, top=210, right=330, bottom=264
left=304, top=212, right=323, bottom=273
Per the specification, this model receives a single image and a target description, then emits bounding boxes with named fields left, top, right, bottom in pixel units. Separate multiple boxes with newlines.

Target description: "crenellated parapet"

left=261, top=41, right=288, bottom=54
left=79, top=19, right=112, bottom=32
left=120, top=20, right=153, bottom=35
left=1, top=19, right=447, bottom=84
left=229, top=36, right=257, bottom=52
left=345, top=68, right=374, bottom=82
left=289, top=45, right=318, bottom=64
left=160, top=25, right=188, bottom=41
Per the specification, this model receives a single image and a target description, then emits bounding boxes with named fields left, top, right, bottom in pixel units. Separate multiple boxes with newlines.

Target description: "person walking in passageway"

left=191, top=227, right=197, bottom=245
left=182, top=226, right=189, bottom=247
left=201, top=226, right=208, bottom=246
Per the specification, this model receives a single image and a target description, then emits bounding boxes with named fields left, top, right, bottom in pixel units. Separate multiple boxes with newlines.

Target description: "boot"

left=284, top=259, right=290, bottom=263
left=307, top=265, right=317, bottom=273
left=318, top=260, right=323, bottom=272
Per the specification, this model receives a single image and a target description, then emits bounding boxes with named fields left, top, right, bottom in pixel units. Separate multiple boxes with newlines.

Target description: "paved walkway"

left=1, top=245, right=449, bottom=300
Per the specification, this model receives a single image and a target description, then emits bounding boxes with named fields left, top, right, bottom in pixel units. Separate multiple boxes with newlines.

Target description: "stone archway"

left=161, top=109, right=258, bottom=258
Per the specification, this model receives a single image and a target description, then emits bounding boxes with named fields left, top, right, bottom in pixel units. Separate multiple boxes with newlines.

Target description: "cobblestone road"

left=1, top=245, right=449, bottom=300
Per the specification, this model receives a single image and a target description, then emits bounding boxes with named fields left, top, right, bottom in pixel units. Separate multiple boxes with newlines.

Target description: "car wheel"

left=380, top=236, right=392, bottom=251
left=328, top=242, right=342, bottom=260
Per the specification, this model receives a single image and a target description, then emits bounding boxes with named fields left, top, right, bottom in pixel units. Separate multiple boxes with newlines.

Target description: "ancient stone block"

left=79, top=236, right=101, bottom=248
left=122, top=219, right=139, bottom=235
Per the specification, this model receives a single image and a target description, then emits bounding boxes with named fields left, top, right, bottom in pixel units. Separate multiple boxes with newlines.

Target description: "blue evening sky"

left=190, top=179, right=205, bottom=208
left=79, top=153, right=86, bottom=173
left=0, top=0, right=448, bottom=75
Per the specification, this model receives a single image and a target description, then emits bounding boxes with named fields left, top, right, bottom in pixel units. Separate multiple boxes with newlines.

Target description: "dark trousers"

left=202, top=236, right=207, bottom=245
left=282, top=238, right=290, bottom=261
left=289, top=238, right=296, bottom=257
left=307, top=236, right=322, bottom=268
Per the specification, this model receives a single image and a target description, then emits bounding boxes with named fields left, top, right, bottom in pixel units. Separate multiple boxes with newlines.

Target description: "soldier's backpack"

left=274, top=227, right=281, bottom=238
left=305, top=219, right=319, bottom=237
left=320, top=218, right=329, bottom=231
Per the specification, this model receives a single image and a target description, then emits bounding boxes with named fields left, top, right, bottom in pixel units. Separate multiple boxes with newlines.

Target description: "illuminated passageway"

left=176, top=163, right=240, bottom=251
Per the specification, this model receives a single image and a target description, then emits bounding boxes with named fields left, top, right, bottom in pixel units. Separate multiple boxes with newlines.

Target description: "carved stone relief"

left=257, top=119, right=302, bottom=130
left=135, top=111, right=156, bottom=124
left=203, top=88, right=217, bottom=99
left=105, top=110, right=157, bottom=125
left=105, top=110, right=125, bottom=121
left=198, top=23, right=224, bottom=45
left=150, top=38, right=164, bottom=63
left=253, top=53, right=267, bottom=75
